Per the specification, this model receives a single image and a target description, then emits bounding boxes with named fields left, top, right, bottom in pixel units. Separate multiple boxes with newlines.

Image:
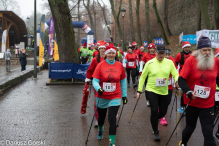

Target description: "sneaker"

left=128, top=83, right=130, bottom=88
left=133, top=84, right=137, bottom=88
left=153, top=131, right=160, bottom=141
left=178, top=107, right=184, bottom=114
left=147, top=100, right=150, bottom=107
left=109, top=140, right=115, bottom=146
left=94, top=120, right=98, bottom=127
left=97, top=130, right=103, bottom=140
left=160, top=117, right=168, bottom=126
left=179, top=141, right=186, bottom=146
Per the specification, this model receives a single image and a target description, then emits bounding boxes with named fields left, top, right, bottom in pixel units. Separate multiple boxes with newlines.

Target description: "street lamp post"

left=121, top=7, right=126, bottom=51
left=26, top=17, right=30, bottom=49
left=33, top=0, right=37, bottom=79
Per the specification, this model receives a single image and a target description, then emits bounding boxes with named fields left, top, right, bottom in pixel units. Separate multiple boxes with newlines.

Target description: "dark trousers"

left=144, top=77, right=148, bottom=100
left=97, top=106, right=120, bottom=135
left=147, top=91, right=169, bottom=131
left=167, top=89, right=173, bottom=106
left=81, top=57, right=88, bottom=64
left=180, top=93, right=186, bottom=107
left=126, top=68, right=136, bottom=84
left=182, top=106, right=214, bottom=146
left=21, top=65, right=26, bottom=71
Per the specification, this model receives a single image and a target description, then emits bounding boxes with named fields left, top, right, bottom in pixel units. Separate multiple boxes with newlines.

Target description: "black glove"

left=137, top=91, right=143, bottom=94
left=98, top=88, right=104, bottom=96
left=122, top=97, right=128, bottom=104
left=186, top=91, right=193, bottom=99
left=133, top=84, right=138, bottom=89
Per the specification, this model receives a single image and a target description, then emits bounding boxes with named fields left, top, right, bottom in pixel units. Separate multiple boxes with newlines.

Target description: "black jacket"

left=19, top=53, right=27, bottom=66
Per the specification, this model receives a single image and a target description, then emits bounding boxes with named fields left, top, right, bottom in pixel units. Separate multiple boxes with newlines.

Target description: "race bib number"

left=103, top=82, right=116, bottom=92
left=156, top=78, right=167, bottom=87
left=215, top=92, right=219, bottom=101
left=83, top=51, right=87, bottom=54
left=128, top=62, right=134, bottom=67
left=194, top=85, right=211, bottom=99
left=168, top=77, right=172, bottom=85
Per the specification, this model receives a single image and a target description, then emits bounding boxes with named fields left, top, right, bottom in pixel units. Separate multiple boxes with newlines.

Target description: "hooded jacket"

left=5, top=49, right=11, bottom=61
left=19, top=53, right=27, bottom=66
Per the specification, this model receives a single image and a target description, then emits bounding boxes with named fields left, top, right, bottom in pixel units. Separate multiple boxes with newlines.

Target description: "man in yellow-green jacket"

left=136, top=45, right=179, bottom=141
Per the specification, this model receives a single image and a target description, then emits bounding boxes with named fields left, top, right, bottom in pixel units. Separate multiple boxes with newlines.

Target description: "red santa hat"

left=148, top=43, right=156, bottom=50
left=83, top=42, right=87, bottom=47
left=215, top=48, right=219, bottom=57
left=98, top=41, right=106, bottom=50
left=88, top=44, right=91, bottom=47
left=117, top=44, right=120, bottom=49
left=105, top=44, right=117, bottom=55
left=96, top=41, right=101, bottom=46
left=132, top=41, right=137, bottom=46
left=22, top=49, right=25, bottom=53
left=105, top=42, right=109, bottom=47
left=140, top=46, right=144, bottom=49
left=90, top=43, right=94, bottom=47
left=182, top=41, right=191, bottom=49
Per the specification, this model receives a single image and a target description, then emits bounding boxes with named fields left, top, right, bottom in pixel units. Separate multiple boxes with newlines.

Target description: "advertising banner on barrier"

left=49, top=63, right=73, bottom=79
left=49, top=62, right=91, bottom=79
left=72, top=62, right=91, bottom=79
left=154, top=38, right=164, bottom=45
left=143, top=41, right=148, bottom=47
left=182, top=34, right=197, bottom=44
left=196, top=29, right=219, bottom=48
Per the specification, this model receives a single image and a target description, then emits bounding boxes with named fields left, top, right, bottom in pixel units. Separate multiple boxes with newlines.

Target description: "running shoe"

left=153, top=131, right=160, bottom=141
left=97, top=129, right=103, bottom=140
left=215, top=132, right=219, bottom=140
left=94, top=120, right=98, bottom=127
left=116, top=114, right=119, bottom=119
left=179, top=141, right=186, bottom=146
left=160, top=117, right=168, bottom=126
left=147, top=100, right=150, bottom=107
left=178, top=107, right=184, bottom=114
left=128, top=83, right=130, bottom=88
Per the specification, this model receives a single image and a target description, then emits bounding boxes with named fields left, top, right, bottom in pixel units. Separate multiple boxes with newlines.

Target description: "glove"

left=122, top=97, right=128, bottom=104
left=85, top=78, right=91, bottom=83
left=137, top=66, right=139, bottom=71
left=139, top=72, right=142, bottom=76
left=186, top=91, right=193, bottom=99
left=98, top=88, right=104, bottom=96
left=125, top=61, right=128, bottom=64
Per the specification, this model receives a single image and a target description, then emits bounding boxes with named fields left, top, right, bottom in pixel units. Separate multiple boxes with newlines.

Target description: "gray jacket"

left=5, top=49, right=11, bottom=61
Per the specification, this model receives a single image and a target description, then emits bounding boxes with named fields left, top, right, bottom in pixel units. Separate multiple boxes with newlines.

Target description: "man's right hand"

left=136, top=91, right=142, bottom=100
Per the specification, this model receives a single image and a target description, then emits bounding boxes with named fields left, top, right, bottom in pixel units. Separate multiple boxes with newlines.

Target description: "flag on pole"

left=1, top=30, right=7, bottom=52
left=48, top=17, right=54, bottom=55
left=54, top=29, right=59, bottom=61
left=39, top=15, right=45, bottom=66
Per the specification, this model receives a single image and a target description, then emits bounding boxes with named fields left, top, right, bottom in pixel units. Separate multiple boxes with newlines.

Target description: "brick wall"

left=111, top=0, right=214, bottom=45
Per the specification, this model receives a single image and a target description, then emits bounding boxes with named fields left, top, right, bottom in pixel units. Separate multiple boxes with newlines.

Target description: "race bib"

left=194, top=85, right=211, bottom=99
left=215, top=92, right=219, bottom=101
left=83, top=51, right=87, bottom=54
left=168, top=77, right=172, bottom=85
left=156, top=78, right=167, bottom=87
left=103, top=82, right=116, bottom=92
left=128, top=62, right=134, bottom=67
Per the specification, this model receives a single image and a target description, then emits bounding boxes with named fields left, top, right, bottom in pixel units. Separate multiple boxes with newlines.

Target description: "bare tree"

left=0, top=0, right=21, bottom=14
left=214, top=0, right=219, bottom=29
left=145, top=0, right=152, bottom=43
left=164, top=0, right=172, bottom=36
left=136, top=0, right=142, bottom=46
left=109, top=0, right=124, bottom=49
left=83, top=0, right=95, bottom=34
left=48, top=0, right=78, bottom=63
left=153, top=0, right=169, bottom=45
left=196, top=1, right=201, bottom=31
left=129, top=0, right=135, bottom=42
left=198, top=0, right=211, bottom=29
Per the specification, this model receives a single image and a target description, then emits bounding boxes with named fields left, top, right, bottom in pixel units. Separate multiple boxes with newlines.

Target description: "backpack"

left=180, top=51, right=192, bottom=65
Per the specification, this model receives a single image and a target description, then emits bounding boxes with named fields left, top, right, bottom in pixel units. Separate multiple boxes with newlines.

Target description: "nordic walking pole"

left=117, top=103, right=125, bottom=127
left=129, top=97, right=140, bottom=123
left=166, top=99, right=192, bottom=146
left=170, top=92, right=176, bottom=118
left=88, top=83, right=92, bottom=98
left=175, top=88, right=178, bottom=134
left=214, top=115, right=219, bottom=128
left=85, top=98, right=99, bottom=144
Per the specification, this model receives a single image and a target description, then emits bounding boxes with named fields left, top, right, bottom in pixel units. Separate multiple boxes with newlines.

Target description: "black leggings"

left=147, top=91, right=169, bottom=131
left=81, top=57, right=88, bottom=64
left=97, top=106, right=120, bottom=135
left=180, top=93, right=186, bottom=107
left=182, top=106, right=214, bottom=146
left=144, top=77, right=148, bottom=100
left=126, top=68, right=136, bottom=84
left=167, top=90, right=173, bottom=106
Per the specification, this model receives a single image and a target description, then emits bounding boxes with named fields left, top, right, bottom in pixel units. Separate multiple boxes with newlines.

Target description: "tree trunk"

left=145, top=0, right=152, bottom=43
left=48, top=0, right=78, bottom=63
left=136, top=0, right=142, bottom=46
left=214, top=0, right=219, bottom=29
left=198, top=0, right=211, bottom=29
left=97, top=0, right=111, bottom=35
left=153, top=0, right=169, bottom=45
left=109, top=0, right=125, bottom=50
left=164, top=0, right=172, bottom=36
left=77, top=0, right=81, bottom=48
left=93, top=0, right=97, bottom=40
left=129, top=0, right=135, bottom=42
left=83, top=0, right=94, bottom=32
left=196, top=1, right=201, bottom=31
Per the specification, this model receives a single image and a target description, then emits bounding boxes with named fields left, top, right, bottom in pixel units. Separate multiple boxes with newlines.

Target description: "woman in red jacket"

left=125, top=46, right=139, bottom=88
left=81, top=41, right=106, bottom=127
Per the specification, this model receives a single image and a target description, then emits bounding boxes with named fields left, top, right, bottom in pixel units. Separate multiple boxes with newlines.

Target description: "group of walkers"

left=80, top=36, right=219, bottom=146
